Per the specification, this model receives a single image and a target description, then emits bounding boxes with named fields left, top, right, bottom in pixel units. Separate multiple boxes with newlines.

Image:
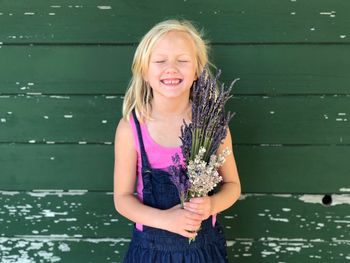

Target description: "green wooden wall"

left=1, top=1, right=350, bottom=262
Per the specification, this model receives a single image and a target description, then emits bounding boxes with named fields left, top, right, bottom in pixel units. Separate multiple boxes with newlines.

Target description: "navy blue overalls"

left=123, top=110, right=229, bottom=263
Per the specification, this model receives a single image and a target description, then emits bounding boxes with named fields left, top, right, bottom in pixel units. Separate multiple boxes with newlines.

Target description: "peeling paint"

left=299, top=194, right=350, bottom=206
left=320, top=11, right=336, bottom=17
left=27, top=190, right=88, bottom=198
left=269, top=216, right=289, bottom=223
left=0, top=191, right=20, bottom=196
left=26, top=92, right=42, bottom=95
left=97, top=6, right=112, bottom=10
left=49, top=96, right=70, bottom=99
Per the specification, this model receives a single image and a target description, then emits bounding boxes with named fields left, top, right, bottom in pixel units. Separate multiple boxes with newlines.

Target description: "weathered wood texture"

left=1, top=0, right=349, bottom=262
left=1, top=144, right=350, bottom=194
left=1, top=192, right=349, bottom=262
left=0, top=0, right=349, bottom=43
left=1, top=45, right=350, bottom=94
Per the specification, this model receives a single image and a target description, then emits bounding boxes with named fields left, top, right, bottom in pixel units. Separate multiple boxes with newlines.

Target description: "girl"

left=114, top=19, right=241, bottom=263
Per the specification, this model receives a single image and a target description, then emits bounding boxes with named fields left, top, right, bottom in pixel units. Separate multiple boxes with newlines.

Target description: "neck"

left=151, top=96, right=191, bottom=121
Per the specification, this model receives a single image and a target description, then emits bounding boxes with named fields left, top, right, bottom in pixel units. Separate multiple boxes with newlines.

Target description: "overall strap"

left=132, top=109, right=151, bottom=170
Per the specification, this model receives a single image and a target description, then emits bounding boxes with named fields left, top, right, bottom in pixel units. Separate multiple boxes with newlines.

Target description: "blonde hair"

left=122, top=19, right=212, bottom=122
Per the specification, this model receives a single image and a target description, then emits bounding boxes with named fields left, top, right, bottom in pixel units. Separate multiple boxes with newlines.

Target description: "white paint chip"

left=50, top=95, right=70, bottom=99
left=58, top=243, right=70, bottom=252
left=27, top=92, right=42, bottom=95
left=97, top=6, right=112, bottom=9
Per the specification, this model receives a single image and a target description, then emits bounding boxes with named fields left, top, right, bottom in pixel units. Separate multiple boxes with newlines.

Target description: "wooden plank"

left=1, top=45, right=350, bottom=94
left=0, top=95, right=119, bottom=142
left=0, top=193, right=349, bottom=262
left=0, top=0, right=349, bottom=43
left=0, top=144, right=350, bottom=193
left=228, top=95, right=350, bottom=144
left=221, top=194, right=350, bottom=239
left=0, top=144, right=114, bottom=191
left=0, top=236, right=349, bottom=263
left=236, top=145, right=350, bottom=194
left=1, top=192, right=349, bottom=239
left=1, top=95, right=350, bottom=144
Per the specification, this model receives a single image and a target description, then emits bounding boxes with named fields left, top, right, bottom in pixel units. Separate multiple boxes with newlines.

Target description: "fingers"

left=181, top=229, right=198, bottom=239
left=185, top=223, right=200, bottom=232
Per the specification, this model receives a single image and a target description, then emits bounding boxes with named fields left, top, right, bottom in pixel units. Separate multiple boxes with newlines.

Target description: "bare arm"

left=113, top=118, right=202, bottom=237
left=210, top=128, right=241, bottom=214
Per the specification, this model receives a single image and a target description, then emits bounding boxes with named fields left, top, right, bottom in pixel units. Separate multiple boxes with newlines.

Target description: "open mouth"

left=160, top=79, right=183, bottom=85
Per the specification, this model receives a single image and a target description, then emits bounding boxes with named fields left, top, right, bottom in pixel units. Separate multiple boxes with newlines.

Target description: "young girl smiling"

left=114, top=19, right=241, bottom=263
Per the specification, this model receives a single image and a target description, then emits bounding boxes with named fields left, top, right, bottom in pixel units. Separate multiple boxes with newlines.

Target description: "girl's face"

left=144, top=30, right=197, bottom=101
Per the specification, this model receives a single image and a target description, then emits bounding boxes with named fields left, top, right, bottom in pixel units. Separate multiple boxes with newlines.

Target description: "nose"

left=165, top=61, right=179, bottom=75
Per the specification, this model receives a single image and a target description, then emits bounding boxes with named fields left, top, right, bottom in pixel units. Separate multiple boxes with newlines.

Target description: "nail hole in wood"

left=322, top=194, right=332, bottom=206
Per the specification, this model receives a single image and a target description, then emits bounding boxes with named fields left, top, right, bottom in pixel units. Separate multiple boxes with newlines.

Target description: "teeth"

left=162, top=79, right=181, bottom=85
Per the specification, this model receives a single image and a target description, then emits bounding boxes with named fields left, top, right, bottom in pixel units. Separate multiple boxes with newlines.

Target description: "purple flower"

left=168, top=153, right=190, bottom=205
left=181, top=65, right=238, bottom=162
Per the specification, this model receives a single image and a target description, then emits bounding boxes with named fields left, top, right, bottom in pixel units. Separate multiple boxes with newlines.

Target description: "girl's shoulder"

left=114, top=116, right=134, bottom=146
left=115, top=114, right=140, bottom=153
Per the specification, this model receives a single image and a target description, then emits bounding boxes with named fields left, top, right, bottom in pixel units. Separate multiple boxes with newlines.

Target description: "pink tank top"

left=129, top=114, right=216, bottom=231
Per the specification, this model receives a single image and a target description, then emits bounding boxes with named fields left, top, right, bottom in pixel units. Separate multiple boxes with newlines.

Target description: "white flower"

left=187, top=146, right=231, bottom=198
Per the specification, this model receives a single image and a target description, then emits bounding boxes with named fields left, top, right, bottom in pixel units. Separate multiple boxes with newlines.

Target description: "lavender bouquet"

left=168, top=65, right=239, bottom=242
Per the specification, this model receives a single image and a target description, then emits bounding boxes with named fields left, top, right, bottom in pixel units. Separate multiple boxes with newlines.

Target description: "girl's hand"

left=162, top=204, right=203, bottom=239
left=183, top=196, right=213, bottom=220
